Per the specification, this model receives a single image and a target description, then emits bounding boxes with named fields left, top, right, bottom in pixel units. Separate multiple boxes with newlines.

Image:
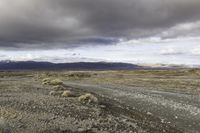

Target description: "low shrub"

left=49, top=79, right=63, bottom=86
left=66, top=72, right=92, bottom=80
left=42, top=78, right=63, bottom=86
left=42, top=78, right=51, bottom=85
left=61, top=90, right=72, bottom=97
left=78, top=93, right=98, bottom=104
left=53, top=85, right=65, bottom=91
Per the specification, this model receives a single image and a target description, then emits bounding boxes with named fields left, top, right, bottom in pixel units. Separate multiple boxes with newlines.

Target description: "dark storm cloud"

left=1, top=0, right=200, bottom=49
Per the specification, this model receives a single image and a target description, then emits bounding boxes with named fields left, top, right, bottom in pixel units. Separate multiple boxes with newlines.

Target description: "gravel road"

left=64, top=81, right=200, bottom=133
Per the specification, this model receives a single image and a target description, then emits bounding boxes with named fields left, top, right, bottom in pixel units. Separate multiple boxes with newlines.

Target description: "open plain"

left=0, top=69, right=200, bottom=133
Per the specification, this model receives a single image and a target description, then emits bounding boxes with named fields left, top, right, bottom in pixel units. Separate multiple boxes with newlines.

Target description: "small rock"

left=122, top=119, right=128, bottom=122
left=161, top=119, right=165, bottom=123
left=73, top=120, right=79, bottom=125
left=78, top=128, right=85, bottom=132
left=147, top=112, right=152, bottom=116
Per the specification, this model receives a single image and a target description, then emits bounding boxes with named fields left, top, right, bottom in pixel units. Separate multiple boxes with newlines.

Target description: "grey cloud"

left=161, top=21, right=200, bottom=38
left=1, top=0, right=200, bottom=49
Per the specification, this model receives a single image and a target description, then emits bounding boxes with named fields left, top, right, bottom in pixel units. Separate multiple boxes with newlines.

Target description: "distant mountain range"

left=0, top=61, right=144, bottom=70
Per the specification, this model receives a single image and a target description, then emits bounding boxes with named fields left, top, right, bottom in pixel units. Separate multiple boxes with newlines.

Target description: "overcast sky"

left=0, top=0, right=200, bottom=65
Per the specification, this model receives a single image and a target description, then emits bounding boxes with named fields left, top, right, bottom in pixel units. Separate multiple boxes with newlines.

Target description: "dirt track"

left=63, top=80, right=200, bottom=133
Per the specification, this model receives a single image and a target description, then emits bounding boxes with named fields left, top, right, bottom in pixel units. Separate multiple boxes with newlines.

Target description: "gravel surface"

left=63, top=80, right=200, bottom=133
left=0, top=77, right=181, bottom=133
left=1, top=70, right=200, bottom=133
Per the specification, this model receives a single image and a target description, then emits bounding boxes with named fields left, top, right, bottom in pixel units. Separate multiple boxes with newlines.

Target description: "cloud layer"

left=1, top=0, right=200, bottom=49
left=1, top=37, right=200, bottom=66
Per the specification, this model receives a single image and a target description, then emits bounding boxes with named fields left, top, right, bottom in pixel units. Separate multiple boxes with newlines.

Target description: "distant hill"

left=0, top=61, right=144, bottom=70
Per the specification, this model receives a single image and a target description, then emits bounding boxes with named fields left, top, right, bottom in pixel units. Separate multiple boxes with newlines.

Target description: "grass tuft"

left=78, top=93, right=98, bottom=104
left=42, top=78, right=63, bottom=86
left=42, top=78, right=51, bottom=85
left=61, top=90, right=72, bottom=97
left=49, top=79, right=63, bottom=86
left=52, top=85, right=65, bottom=91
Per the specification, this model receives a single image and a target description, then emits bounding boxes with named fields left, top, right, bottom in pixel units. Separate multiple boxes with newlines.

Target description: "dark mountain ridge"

left=0, top=61, right=144, bottom=70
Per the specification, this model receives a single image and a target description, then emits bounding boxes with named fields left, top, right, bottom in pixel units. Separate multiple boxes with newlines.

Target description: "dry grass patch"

left=49, top=90, right=74, bottom=97
left=42, top=78, right=63, bottom=86
left=61, top=90, right=72, bottom=97
left=49, top=79, right=63, bottom=86
left=65, top=72, right=92, bottom=80
left=52, top=85, right=66, bottom=91
left=42, top=78, right=51, bottom=85
left=78, top=93, right=98, bottom=104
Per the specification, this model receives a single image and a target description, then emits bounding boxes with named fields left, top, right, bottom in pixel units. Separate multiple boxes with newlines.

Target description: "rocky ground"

left=0, top=69, right=199, bottom=133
